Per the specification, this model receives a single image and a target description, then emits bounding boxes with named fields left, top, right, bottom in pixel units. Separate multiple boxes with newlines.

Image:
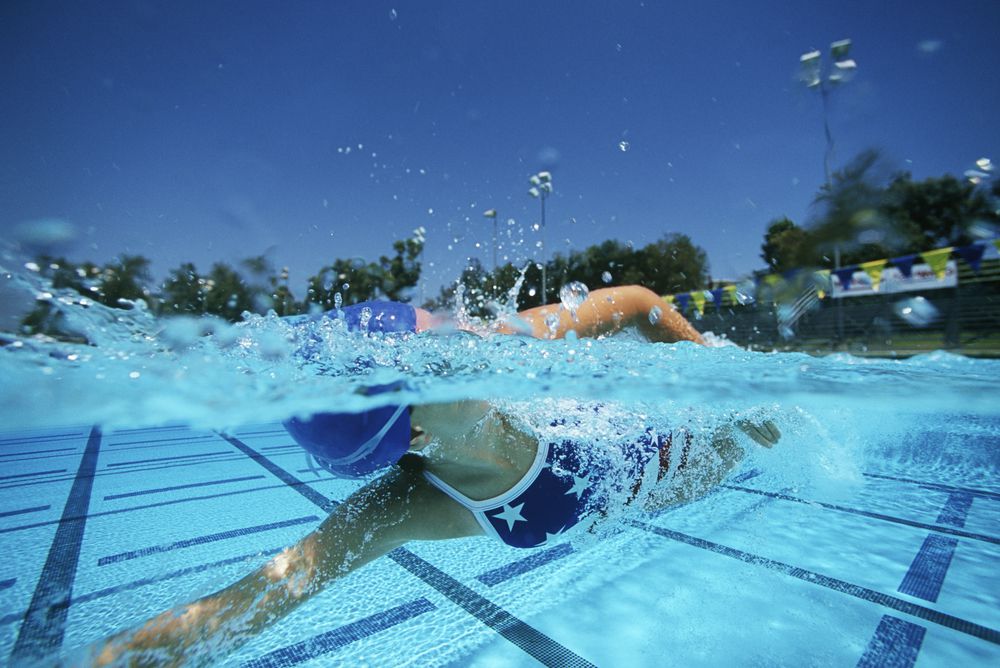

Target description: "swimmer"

left=85, top=285, right=779, bottom=666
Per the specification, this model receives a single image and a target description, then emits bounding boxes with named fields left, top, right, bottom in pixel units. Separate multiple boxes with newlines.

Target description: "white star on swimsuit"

left=493, top=502, right=527, bottom=532
left=564, top=475, right=590, bottom=500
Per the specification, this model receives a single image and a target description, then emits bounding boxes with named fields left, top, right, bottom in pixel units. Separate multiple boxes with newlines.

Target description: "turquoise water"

left=1, top=272, right=999, bottom=666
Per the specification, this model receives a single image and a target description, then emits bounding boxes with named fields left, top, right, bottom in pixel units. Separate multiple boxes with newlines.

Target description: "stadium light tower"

left=799, top=38, right=857, bottom=188
left=528, top=171, right=553, bottom=301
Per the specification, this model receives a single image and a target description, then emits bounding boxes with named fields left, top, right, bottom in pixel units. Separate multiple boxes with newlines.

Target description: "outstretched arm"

left=644, top=419, right=780, bottom=512
left=497, top=285, right=704, bottom=344
left=88, top=467, right=481, bottom=666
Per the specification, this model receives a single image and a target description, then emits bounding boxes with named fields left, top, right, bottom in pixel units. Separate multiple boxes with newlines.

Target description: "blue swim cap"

left=283, top=384, right=411, bottom=477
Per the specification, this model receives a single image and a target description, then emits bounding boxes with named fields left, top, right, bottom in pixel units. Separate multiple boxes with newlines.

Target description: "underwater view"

left=2, top=2, right=999, bottom=667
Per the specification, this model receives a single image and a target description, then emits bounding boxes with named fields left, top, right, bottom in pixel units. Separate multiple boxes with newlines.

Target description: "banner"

left=831, top=260, right=958, bottom=298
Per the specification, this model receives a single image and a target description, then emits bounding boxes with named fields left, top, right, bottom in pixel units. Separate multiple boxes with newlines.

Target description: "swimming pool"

left=1, top=305, right=998, bottom=666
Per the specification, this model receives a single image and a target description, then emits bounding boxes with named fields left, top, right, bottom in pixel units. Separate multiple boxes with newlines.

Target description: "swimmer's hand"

left=736, top=420, right=781, bottom=448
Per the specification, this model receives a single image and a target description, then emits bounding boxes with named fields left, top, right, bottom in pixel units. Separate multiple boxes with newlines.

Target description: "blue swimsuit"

left=423, top=403, right=688, bottom=549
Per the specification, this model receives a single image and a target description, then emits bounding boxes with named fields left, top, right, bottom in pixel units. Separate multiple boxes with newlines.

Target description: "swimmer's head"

left=283, top=383, right=412, bottom=477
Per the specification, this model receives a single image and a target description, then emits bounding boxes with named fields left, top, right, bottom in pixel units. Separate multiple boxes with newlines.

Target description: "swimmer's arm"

left=643, top=420, right=780, bottom=512
left=87, top=469, right=481, bottom=666
left=497, top=285, right=704, bottom=344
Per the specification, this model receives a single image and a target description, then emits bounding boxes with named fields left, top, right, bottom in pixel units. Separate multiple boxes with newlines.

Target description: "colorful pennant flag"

left=892, top=254, right=917, bottom=278
left=955, top=244, right=986, bottom=273
left=690, top=291, right=706, bottom=315
left=674, top=293, right=690, bottom=313
left=919, top=247, right=953, bottom=280
left=859, top=259, right=887, bottom=292
left=833, top=267, right=856, bottom=291
left=710, top=288, right=725, bottom=311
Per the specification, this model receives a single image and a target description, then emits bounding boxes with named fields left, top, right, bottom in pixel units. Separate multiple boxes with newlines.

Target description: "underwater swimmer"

left=85, top=285, right=777, bottom=666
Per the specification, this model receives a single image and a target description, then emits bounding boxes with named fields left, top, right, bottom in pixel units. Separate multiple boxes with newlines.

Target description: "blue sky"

left=2, top=1, right=998, bottom=300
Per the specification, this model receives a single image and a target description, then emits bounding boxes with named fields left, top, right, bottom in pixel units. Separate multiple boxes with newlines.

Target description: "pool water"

left=0, top=295, right=998, bottom=666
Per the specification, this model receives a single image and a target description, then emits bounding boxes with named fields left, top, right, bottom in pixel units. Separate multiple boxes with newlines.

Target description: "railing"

left=691, top=257, right=1000, bottom=358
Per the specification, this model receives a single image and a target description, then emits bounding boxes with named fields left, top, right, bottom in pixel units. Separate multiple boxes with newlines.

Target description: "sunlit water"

left=2, top=267, right=999, bottom=665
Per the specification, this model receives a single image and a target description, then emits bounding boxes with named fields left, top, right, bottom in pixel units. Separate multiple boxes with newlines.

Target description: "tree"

left=883, top=173, right=998, bottom=252
left=160, top=263, right=206, bottom=315
left=761, top=218, right=809, bottom=273
left=304, top=234, right=424, bottom=309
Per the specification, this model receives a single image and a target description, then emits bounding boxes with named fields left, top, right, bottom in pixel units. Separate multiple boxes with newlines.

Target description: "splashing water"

left=1, top=265, right=998, bottom=438
left=559, top=281, right=590, bottom=321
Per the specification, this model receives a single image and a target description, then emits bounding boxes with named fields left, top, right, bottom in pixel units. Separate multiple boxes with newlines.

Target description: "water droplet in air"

left=342, top=283, right=350, bottom=291
left=334, top=292, right=343, bottom=310
left=360, top=306, right=373, bottom=332
left=544, top=312, right=560, bottom=338
left=323, top=276, right=334, bottom=291
left=389, top=8, right=398, bottom=21
left=648, top=306, right=662, bottom=325
left=601, top=271, right=612, bottom=284
left=618, top=140, right=630, bottom=152
left=559, top=281, right=589, bottom=314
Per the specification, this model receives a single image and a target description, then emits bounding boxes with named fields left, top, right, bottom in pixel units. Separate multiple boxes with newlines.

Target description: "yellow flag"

left=859, top=259, right=888, bottom=292
left=920, top=247, right=953, bottom=280
left=993, top=239, right=1000, bottom=254
left=690, top=291, right=706, bottom=315
left=723, top=284, right=737, bottom=305
left=663, top=295, right=675, bottom=305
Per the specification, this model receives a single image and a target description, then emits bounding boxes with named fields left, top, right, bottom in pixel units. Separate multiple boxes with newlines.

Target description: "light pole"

left=483, top=208, right=498, bottom=271
left=799, top=39, right=857, bottom=190
left=528, top=171, right=552, bottom=302
left=800, top=39, right=856, bottom=342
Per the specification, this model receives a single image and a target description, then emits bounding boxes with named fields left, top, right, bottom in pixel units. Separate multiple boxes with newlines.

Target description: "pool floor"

left=1, top=423, right=997, bottom=666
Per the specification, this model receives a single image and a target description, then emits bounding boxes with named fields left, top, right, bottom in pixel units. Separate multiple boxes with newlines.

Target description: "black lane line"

left=0, top=432, right=86, bottom=447
left=0, top=505, right=50, bottom=519
left=936, top=492, right=973, bottom=528
left=103, top=475, right=267, bottom=500
left=0, top=578, right=14, bottom=591
left=106, top=434, right=218, bottom=447
left=222, top=433, right=595, bottom=668
left=0, top=548, right=285, bottom=629
left=105, top=450, right=232, bottom=467
left=1, top=478, right=340, bottom=537
left=97, top=516, right=319, bottom=566
left=10, top=427, right=101, bottom=663
left=240, top=598, right=438, bottom=668
left=0, top=447, right=76, bottom=458
left=0, top=445, right=311, bottom=493
left=863, top=472, right=1000, bottom=501
left=0, top=469, right=67, bottom=482
left=723, top=485, right=1000, bottom=546
left=219, top=434, right=337, bottom=513
left=856, top=615, right=925, bottom=668
left=629, top=521, right=1000, bottom=645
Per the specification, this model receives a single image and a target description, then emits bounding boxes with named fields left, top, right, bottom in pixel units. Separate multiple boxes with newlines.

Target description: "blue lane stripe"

left=898, top=535, right=958, bottom=603
left=105, top=450, right=232, bottom=467
left=729, top=468, right=762, bottom=484
left=724, top=484, right=999, bottom=545
left=240, top=598, right=437, bottom=668
left=97, top=515, right=319, bottom=566
left=936, top=492, right=973, bottom=528
left=0, top=578, right=14, bottom=591
left=10, top=427, right=102, bottom=663
left=222, top=434, right=595, bottom=668
left=103, top=474, right=266, bottom=500
left=0, top=505, right=50, bottom=519
left=0, top=468, right=67, bottom=481
left=477, top=543, right=575, bottom=586
left=864, top=472, right=1000, bottom=501
left=629, top=521, right=1000, bottom=645
left=856, top=615, right=926, bottom=668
